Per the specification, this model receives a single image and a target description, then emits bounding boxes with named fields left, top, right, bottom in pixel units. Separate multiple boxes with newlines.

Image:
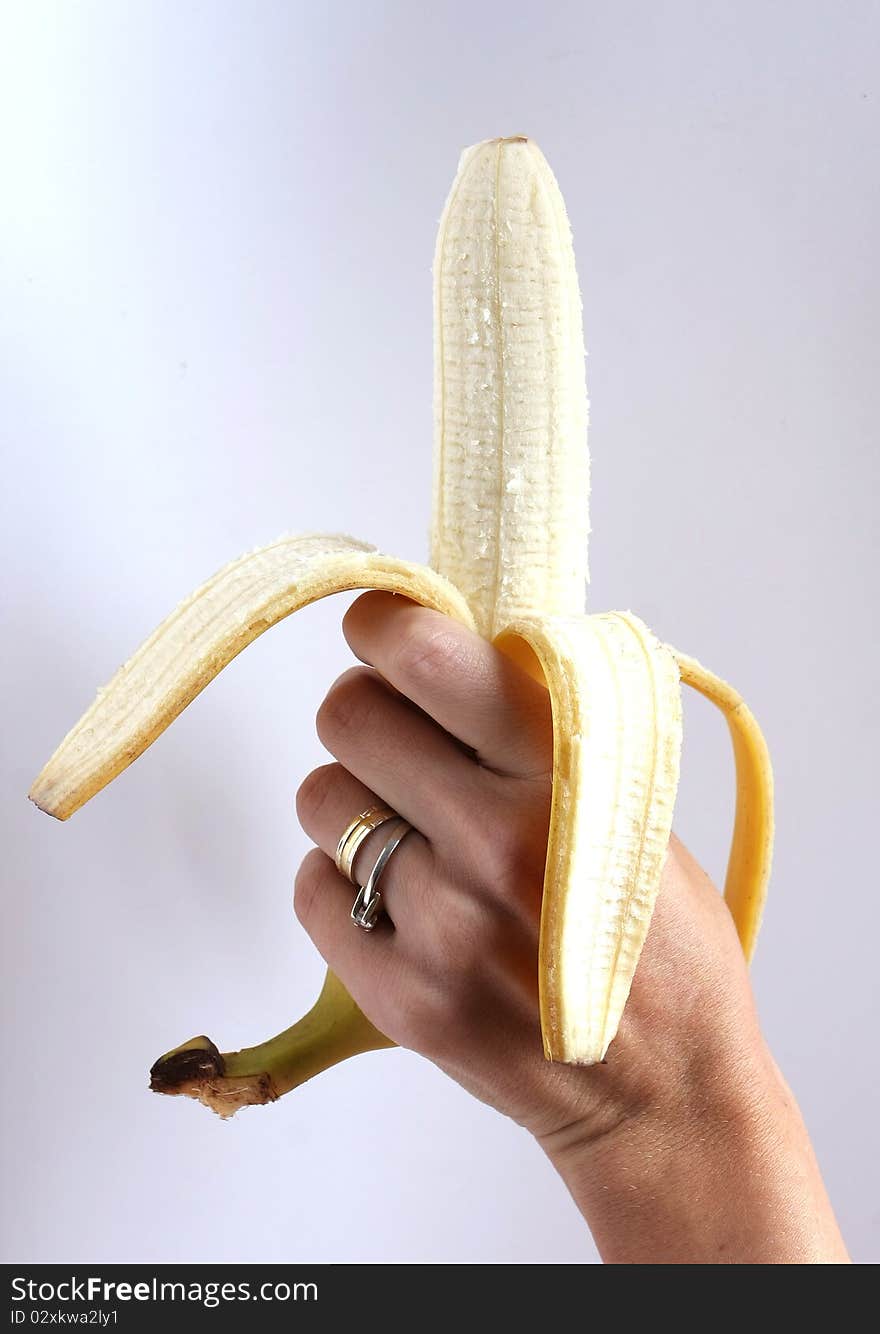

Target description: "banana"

left=29, top=138, right=773, bottom=1116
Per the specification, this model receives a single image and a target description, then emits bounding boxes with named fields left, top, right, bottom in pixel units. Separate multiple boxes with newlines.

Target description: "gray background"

left=2, top=0, right=877, bottom=1263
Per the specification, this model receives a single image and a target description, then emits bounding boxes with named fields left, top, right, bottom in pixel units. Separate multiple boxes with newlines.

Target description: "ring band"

left=334, top=805, right=397, bottom=883
left=351, top=818, right=413, bottom=931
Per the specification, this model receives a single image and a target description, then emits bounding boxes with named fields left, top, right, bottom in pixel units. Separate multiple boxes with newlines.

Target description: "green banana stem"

left=150, top=972, right=394, bottom=1118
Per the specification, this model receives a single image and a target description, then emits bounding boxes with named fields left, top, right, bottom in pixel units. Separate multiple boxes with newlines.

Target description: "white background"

left=2, top=0, right=878, bottom=1262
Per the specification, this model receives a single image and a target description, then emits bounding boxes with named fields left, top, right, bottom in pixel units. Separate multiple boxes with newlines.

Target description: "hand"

left=294, top=592, right=848, bottom=1263
left=293, top=590, right=758, bottom=1140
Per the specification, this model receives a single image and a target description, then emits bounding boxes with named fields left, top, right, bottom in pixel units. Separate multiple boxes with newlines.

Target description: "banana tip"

left=150, top=1037, right=278, bottom=1118
left=27, top=784, right=68, bottom=821
left=150, top=1036, right=224, bottom=1092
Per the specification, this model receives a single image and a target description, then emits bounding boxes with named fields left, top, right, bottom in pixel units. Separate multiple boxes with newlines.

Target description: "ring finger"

left=296, top=761, right=434, bottom=930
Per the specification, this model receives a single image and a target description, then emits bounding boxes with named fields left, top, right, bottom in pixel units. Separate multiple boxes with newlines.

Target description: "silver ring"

left=351, top=817, right=413, bottom=931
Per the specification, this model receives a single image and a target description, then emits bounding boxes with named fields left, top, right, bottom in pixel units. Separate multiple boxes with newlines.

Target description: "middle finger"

left=315, top=665, right=495, bottom=848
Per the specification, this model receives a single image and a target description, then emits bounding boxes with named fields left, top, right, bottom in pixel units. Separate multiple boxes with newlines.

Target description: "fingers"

left=296, top=762, right=434, bottom=929
left=342, top=592, right=553, bottom=778
left=315, top=663, right=494, bottom=845
left=293, top=846, right=400, bottom=997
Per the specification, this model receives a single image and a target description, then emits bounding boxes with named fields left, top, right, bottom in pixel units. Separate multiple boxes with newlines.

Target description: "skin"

left=294, top=591, right=849, bottom=1264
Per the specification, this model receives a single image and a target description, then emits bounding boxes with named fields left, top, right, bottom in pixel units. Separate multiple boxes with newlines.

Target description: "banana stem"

left=149, top=972, right=395, bottom=1118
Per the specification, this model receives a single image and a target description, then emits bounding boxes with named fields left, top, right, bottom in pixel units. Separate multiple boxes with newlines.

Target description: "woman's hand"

left=294, top=591, right=848, bottom=1263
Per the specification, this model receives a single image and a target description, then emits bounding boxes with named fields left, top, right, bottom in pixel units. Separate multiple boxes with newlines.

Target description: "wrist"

left=540, top=1046, right=768, bottom=1203
left=537, top=1039, right=848, bottom=1264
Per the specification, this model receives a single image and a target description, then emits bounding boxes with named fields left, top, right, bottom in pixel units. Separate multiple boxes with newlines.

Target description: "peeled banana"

left=29, top=137, right=773, bottom=1117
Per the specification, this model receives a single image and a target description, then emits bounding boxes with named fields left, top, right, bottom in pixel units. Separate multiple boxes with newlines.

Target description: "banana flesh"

left=431, top=138, right=590, bottom=638
left=29, top=137, right=774, bottom=1112
left=29, top=535, right=474, bottom=820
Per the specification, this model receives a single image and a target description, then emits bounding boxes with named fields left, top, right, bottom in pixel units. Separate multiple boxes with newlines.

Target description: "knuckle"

left=401, top=969, right=485, bottom=1058
left=470, top=794, right=550, bottom=903
left=471, top=817, right=524, bottom=890
left=315, top=667, right=376, bottom=743
left=420, top=887, right=493, bottom=978
left=394, top=976, right=447, bottom=1053
left=295, top=763, right=339, bottom=826
left=293, top=848, right=327, bottom=927
left=451, top=821, right=544, bottom=935
left=440, top=982, right=489, bottom=1037
left=394, top=622, right=463, bottom=690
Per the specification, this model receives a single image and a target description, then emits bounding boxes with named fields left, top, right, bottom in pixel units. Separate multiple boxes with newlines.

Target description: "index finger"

left=342, top=591, right=553, bottom=779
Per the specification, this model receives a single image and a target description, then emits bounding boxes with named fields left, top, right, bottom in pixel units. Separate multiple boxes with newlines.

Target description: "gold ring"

left=334, top=804, right=398, bottom=883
